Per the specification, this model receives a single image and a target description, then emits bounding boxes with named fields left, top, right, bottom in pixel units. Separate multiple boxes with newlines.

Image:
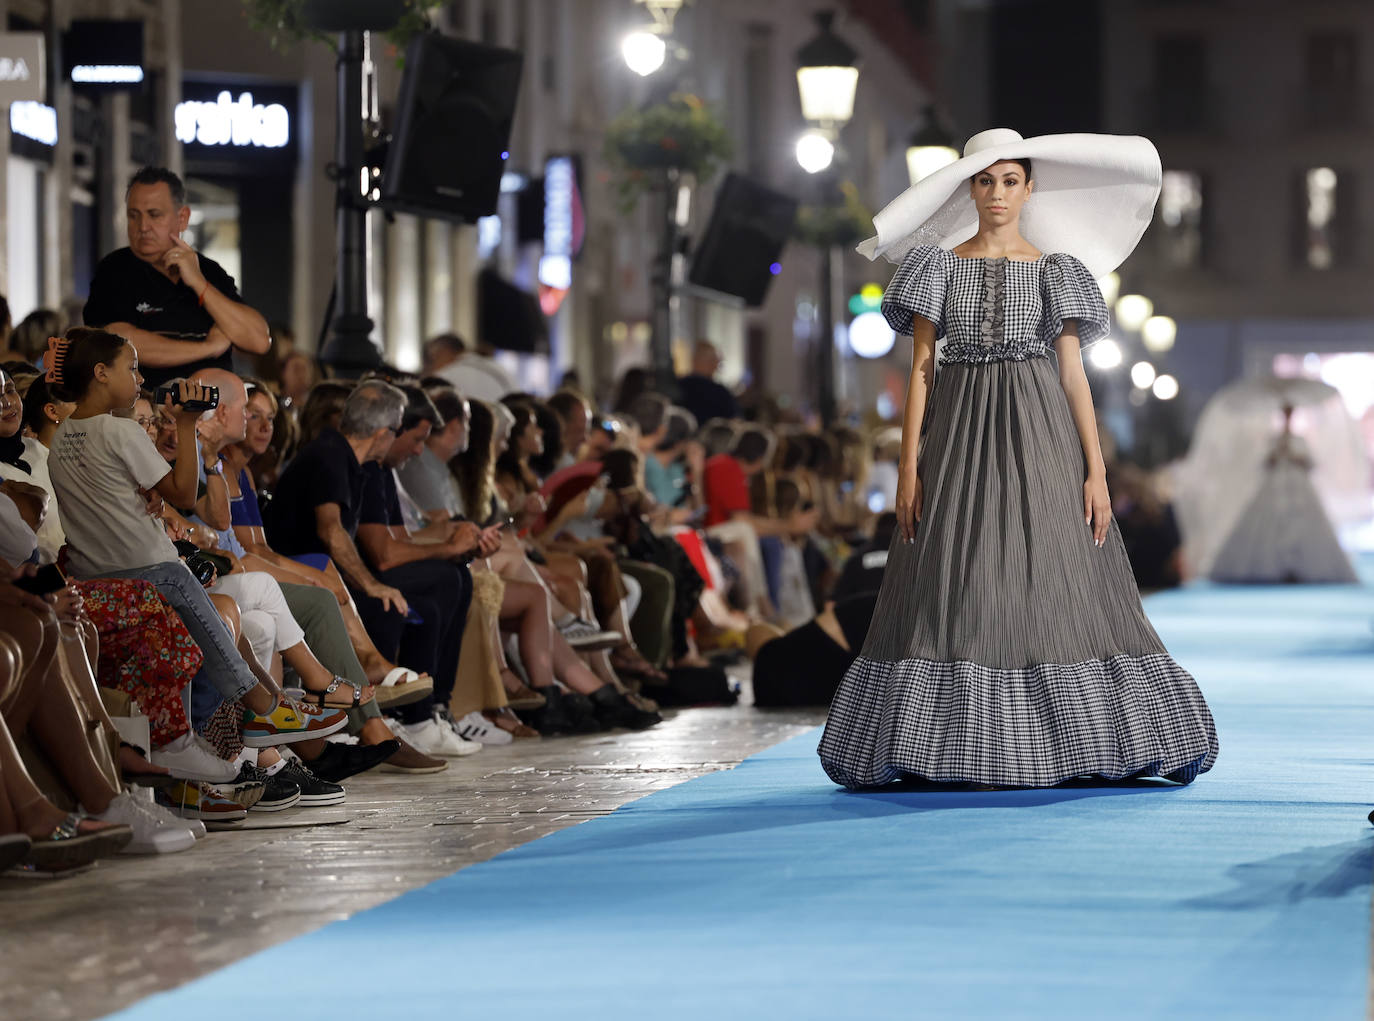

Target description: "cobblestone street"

left=0, top=700, right=824, bottom=1021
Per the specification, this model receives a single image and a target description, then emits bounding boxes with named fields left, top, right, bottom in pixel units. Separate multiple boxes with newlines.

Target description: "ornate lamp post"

left=796, top=10, right=859, bottom=426
left=905, top=106, right=959, bottom=186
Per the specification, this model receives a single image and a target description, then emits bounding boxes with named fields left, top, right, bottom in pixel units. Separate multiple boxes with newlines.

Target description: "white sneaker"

left=141, top=795, right=207, bottom=839
left=451, top=709, right=513, bottom=746
left=151, top=732, right=241, bottom=783
left=93, top=791, right=197, bottom=854
left=393, top=715, right=481, bottom=757
left=556, top=617, right=623, bottom=651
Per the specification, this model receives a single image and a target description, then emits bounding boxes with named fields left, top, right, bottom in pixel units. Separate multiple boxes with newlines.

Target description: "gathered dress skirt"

left=818, top=357, right=1219, bottom=789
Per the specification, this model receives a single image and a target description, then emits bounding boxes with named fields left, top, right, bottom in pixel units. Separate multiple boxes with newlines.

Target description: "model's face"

left=969, top=161, right=1033, bottom=227
left=0, top=372, right=19, bottom=439
left=245, top=393, right=276, bottom=455
left=101, top=344, right=144, bottom=410
left=126, top=183, right=189, bottom=262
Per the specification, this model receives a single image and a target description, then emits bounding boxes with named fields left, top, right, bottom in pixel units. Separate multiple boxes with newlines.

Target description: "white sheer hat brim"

left=857, top=129, right=1163, bottom=279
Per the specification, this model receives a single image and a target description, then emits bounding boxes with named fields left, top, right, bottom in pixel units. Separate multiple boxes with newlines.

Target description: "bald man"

left=676, top=340, right=738, bottom=425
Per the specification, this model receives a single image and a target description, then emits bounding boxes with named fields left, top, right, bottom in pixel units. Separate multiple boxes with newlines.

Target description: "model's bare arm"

left=1055, top=326, right=1111, bottom=547
left=895, top=318, right=937, bottom=542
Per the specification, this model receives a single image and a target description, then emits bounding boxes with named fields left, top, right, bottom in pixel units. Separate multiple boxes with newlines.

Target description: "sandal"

left=609, top=649, right=669, bottom=684
left=302, top=676, right=372, bottom=710
left=373, top=667, right=434, bottom=710
left=500, top=670, right=546, bottom=711
left=484, top=707, right=540, bottom=739
left=17, top=814, right=132, bottom=876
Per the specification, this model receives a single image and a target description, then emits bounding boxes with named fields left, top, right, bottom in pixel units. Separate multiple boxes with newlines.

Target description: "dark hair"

left=127, top=166, right=187, bottom=208
left=612, top=366, right=649, bottom=414
left=451, top=399, right=496, bottom=522
left=49, top=327, right=128, bottom=402
left=776, top=433, right=807, bottom=473
left=0, top=294, right=10, bottom=336
left=12, top=309, right=65, bottom=365
left=600, top=448, right=641, bottom=491
left=628, top=392, right=671, bottom=436
left=528, top=400, right=564, bottom=479
left=774, top=478, right=802, bottom=517
left=425, top=332, right=466, bottom=360
left=425, top=385, right=467, bottom=426
left=21, top=376, right=63, bottom=434
left=656, top=406, right=697, bottom=452
left=973, top=158, right=1032, bottom=182
left=495, top=399, right=539, bottom=489
left=547, top=389, right=588, bottom=425
left=399, top=384, right=443, bottom=432
left=297, top=380, right=356, bottom=448
left=732, top=424, right=773, bottom=465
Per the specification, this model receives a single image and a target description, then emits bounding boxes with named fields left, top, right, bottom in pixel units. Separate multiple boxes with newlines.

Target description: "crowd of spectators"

left=0, top=164, right=1185, bottom=877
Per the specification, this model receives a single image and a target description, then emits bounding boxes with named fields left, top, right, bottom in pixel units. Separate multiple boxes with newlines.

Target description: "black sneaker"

left=216, top=763, right=302, bottom=813
left=306, top=739, right=399, bottom=783
left=278, top=757, right=346, bottom=806
left=557, top=690, right=606, bottom=733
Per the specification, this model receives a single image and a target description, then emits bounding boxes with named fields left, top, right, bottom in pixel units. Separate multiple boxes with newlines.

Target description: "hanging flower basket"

left=603, top=93, right=733, bottom=211
left=242, top=0, right=445, bottom=51
left=794, top=181, right=875, bottom=248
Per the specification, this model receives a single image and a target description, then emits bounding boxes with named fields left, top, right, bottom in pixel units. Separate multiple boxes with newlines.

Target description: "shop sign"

left=64, top=21, right=144, bottom=92
left=10, top=101, right=57, bottom=146
left=0, top=33, right=44, bottom=104
left=175, top=91, right=290, bottom=149
left=537, top=155, right=585, bottom=299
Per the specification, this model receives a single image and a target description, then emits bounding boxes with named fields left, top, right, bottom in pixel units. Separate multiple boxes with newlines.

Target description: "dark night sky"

left=989, top=0, right=1102, bottom=134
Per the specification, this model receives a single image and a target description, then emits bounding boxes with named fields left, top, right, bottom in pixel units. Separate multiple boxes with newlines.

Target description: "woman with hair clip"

left=818, top=129, right=1218, bottom=789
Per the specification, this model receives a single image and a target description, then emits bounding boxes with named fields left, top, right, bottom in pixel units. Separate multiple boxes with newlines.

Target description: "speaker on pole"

left=380, top=34, right=523, bottom=223
left=687, top=173, right=798, bottom=308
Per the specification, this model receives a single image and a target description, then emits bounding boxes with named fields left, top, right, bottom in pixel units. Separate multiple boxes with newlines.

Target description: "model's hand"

left=896, top=469, right=922, bottom=543
left=1084, top=475, right=1111, bottom=548
left=162, top=235, right=206, bottom=291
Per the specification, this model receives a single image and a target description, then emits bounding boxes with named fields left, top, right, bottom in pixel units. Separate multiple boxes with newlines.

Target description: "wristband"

left=197, top=282, right=209, bottom=306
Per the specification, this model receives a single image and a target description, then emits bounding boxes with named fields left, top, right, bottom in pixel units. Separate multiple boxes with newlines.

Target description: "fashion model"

left=818, top=128, right=1219, bottom=789
left=1209, top=405, right=1358, bottom=584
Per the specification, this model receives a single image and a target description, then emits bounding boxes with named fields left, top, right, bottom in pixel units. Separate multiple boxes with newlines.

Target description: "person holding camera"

left=83, top=167, right=270, bottom=391
left=44, top=328, right=349, bottom=754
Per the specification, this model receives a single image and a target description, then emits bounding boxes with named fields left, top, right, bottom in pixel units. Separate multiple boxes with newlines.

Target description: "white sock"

left=263, top=757, right=288, bottom=777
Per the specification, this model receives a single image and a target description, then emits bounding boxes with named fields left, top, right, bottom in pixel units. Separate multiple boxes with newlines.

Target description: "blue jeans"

left=101, top=560, right=259, bottom=731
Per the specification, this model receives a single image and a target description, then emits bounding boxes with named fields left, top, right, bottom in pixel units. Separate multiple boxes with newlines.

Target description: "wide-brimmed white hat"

left=857, top=128, right=1162, bottom=278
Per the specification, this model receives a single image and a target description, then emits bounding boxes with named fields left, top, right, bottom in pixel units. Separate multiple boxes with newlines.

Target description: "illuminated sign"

left=71, top=64, right=144, bottom=84
left=10, top=102, right=57, bottom=146
left=537, top=155, right=585, bottom=304
left=176, top=91, right=290, bottom=150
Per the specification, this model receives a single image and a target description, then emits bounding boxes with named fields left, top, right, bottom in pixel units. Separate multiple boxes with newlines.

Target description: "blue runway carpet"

left=113, top=581, right=1374, bottom=1020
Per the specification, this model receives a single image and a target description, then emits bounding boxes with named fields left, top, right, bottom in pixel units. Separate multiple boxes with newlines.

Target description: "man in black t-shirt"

left=84, top=166, right=270, bottom=389
left=675, top=340, right=739, bottom=426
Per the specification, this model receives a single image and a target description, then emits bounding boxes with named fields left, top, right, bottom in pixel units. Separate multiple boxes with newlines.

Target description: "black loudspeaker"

left=300, top=0, right=407, bottom=30
left=479, top=269, right=546, bottom=353
left=381, top=34, right=523, bottom=223
left=687, top=173, right=798, bottom=308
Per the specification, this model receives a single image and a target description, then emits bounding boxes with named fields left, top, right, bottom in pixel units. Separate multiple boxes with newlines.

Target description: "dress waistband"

left=940, top=344, right=1050, bottom=365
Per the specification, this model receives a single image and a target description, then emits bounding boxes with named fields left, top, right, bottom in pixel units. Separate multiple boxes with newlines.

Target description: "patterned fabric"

left=881, top=245, right=1110, bottom=364
left=76, top=579, right=202, bottom=747
left=818, top=653, right=1219, bottom=788
left=817, top=357, right=1220, bottom=788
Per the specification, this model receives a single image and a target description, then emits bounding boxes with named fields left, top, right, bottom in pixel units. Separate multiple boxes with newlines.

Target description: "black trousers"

left=350, top=558, right=473, bottom=724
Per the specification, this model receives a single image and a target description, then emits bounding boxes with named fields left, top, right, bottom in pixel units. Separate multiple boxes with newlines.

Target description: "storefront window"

left=184, top=177, right=242, bottom=290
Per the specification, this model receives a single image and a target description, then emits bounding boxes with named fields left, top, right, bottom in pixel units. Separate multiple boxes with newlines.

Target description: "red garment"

left=703, top=454, right=750, bottom=527
left=76, top=579, right=202, bottom=747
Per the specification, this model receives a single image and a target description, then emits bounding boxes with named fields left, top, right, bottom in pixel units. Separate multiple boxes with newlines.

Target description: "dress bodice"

left=880, top=245, right=1110, bottom=364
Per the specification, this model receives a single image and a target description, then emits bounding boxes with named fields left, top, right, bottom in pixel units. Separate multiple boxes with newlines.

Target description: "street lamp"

left=797, top=9, right=859, bottom=426
left=1115, top=293, right=1154, bottom=332
left=796, top=11, right=859, bottom=127
left=1141, top=314, right=1177, bottom=353
left=621, top=0, right=684, bottom=76
left=905, top=106, right=958, bottom=186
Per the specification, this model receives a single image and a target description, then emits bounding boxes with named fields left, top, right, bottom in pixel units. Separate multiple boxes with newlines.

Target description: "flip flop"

left=372, top=667, right=434, bottom=709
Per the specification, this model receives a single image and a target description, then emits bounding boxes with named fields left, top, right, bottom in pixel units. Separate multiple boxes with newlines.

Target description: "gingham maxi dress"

left=818, top=245, right=1219, bottom=788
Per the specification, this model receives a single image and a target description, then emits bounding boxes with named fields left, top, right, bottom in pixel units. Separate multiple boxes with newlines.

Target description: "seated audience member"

left=11, top=308, right=65, bottom=368
left=356, top=384, right=501, bottom=752
left=295, top=380, right=355, bottom=450
left=0, top=368, right=65, bottom=561
left=641, top=405, right=700, bottom=519
left=831, top=512, right=898, bottom=601
left=546, top=390, right=593, bottom=470
left=44, top=328, right=348, bottom=749
left=21, top=375, right=76, bottom=450
left=263, top=380, right=478, bottom=758
left=396, top=383, right=468, bottom=522
left=612, top=367, right=650, bottom=415
left=425, top=332, right=515, bottom=404
left=750, top=591, right=879, bottom=708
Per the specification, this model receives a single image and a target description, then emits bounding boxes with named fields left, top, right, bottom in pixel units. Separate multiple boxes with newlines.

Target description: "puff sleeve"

left=881, top=245, right=948, bottom=337
left=1040, top=253, right=1110, bottom=347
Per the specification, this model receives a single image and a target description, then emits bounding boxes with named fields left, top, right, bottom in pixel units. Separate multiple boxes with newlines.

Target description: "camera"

left=154, top=378, right=219, bottom=413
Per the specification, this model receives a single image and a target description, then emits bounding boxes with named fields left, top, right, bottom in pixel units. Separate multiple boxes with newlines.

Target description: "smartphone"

left=13, top=563, right=67, bottom=596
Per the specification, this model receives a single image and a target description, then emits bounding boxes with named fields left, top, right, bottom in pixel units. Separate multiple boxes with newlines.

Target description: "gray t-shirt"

left=49, top=413, right=179, bottom=578
left=396, top=445, right=464, bottom=519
